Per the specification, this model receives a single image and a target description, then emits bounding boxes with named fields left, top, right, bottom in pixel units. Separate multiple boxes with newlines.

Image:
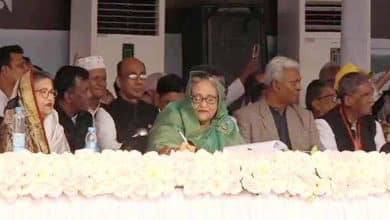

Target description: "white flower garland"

left=0, top=149, right=389, bottom=200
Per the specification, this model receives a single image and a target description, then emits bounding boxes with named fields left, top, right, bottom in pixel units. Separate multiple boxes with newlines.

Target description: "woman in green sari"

left=148, top=72, right=244, bottom=154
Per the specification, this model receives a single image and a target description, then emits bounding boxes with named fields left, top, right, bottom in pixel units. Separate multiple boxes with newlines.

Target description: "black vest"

left=55, top=104, right=93, bottom=153
left=321, top=106, right=376, bottom=151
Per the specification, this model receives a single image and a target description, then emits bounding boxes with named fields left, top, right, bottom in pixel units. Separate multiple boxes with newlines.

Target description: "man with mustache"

left=76, top=56, right=121, bottom=150
left=54, top=66, right=93, bottom=152
left=234, top=56, right=322, bottom=151
left=0, top=45, right=29, bottom=121
left=316, top=72, right=385, bottom=151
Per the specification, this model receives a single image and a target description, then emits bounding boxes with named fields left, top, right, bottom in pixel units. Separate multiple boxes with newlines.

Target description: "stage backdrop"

left=0, top=0, right=70, bottom=74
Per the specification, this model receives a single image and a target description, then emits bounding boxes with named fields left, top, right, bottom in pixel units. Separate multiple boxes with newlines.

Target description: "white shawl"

left=43, top=110, right=70, bottom=153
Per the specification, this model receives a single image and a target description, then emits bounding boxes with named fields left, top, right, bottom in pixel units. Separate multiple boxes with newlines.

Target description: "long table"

left=1, top=149, right=390, bottom=219
left=1, top=191, right=389, bottom=220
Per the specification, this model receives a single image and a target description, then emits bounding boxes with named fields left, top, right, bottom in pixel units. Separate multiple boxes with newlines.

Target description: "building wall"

left=372, top=0, right=390, bottom=39
left=0, top=29, right=69, bottom=74
left=0, top=0, right=389, bottom=75
left=0, top=0, right=70, bottom=74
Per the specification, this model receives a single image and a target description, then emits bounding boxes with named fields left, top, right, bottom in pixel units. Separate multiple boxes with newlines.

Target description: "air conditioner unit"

left=278, top=0, right=341, bottom=104
left=70, top=0, right=165, bottom=92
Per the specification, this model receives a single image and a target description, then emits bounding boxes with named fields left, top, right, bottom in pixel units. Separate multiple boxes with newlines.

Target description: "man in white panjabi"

left=316, top=72, right=385, bottom=151
left=76, top=56, right=121, bottom=150
left=0, top=45, right=29, bottom=119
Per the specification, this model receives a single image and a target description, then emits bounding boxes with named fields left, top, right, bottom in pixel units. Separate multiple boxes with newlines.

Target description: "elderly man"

left=305, top=79, right=338, bottom=118
left=106, top=58, right=158, bottom=153
left=316, top=72, right=385, bottom=151
left=234, top=56, right=322, bottom=150
left=76, top=56, right=121, bottom=150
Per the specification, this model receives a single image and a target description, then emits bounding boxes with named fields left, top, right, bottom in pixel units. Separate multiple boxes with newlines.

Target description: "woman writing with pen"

left=147, top=72, right=244, bottom=154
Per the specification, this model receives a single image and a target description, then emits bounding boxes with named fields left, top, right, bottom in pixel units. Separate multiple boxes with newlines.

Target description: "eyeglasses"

left=34, top=88, right=57, bottom=99
left=191, top=94, right=218, bottom=105
left=317, top=94, right=337, bottom=102
left=126, top=73, right=147, bottom=81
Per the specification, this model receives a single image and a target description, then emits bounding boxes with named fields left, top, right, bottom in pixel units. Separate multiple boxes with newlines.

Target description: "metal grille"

left=305, top=1, right=342, bottom=32
left=97, top=0, right=159, bottom=35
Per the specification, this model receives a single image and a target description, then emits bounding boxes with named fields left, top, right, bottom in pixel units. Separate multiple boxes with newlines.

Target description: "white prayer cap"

left=76, top=56, right=106, bottom=71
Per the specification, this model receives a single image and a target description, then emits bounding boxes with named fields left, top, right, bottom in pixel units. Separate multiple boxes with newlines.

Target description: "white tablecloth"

left=1, top=191, right=389, bottom=220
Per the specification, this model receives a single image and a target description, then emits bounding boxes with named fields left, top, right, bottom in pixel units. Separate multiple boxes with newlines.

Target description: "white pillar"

left=340, top=0, right=371, bottom=70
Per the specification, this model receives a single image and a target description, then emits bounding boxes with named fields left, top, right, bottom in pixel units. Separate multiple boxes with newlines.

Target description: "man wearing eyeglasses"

left=305, top=79, right=338, bottom=118
left=106, top=58, right=158, bottom=153
left=316, top=72, right=386, bottom=151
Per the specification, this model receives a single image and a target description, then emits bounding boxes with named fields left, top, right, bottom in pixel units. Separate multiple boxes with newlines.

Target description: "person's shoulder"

left=320, top=106, right=339, bottom=120
left=43, top=110, right=62, bottom=131
left=159, top=101, right=181, bottom=116
left=291, top=104, right=309, bottom=113
left=78, top=111, right=93, bottom=121
left=105, top=98, right=121, bottom=109
left=100, top=102, right=109, bottom=110
left=97, top=106, right=110, bottom=115
left=93, top=107, right=112, bottom=120
left=234, top=101, right=260, bottom=116
left=141, top=100, right=156, bottom=109
left=4, top=97, right=18, bottom=110
left=152, top=102, right=183, bottom=128
left=290, top=104, right=314, bottom=117
left=361, top=114, right=376, bottom=122
left=139, top=100, right=158, bottom=114
left=48, top=109, right=60, bottom=121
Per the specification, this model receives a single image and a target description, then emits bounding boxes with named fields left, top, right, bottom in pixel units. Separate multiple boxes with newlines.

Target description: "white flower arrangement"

left=0, top=149, right=390, bottom=200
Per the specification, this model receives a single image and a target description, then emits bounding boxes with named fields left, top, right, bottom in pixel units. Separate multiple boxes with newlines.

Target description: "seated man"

left=305, top=79, right=337, bottom=118
left=0, top=45, right=29, bottom=121
left=316, top=72, right=385, bottom=151
left=54, top=66, right=93, bottom=152
left=76, top=56, right=121, bottom=150
left=155, top=73, right=184, bottom=111
left=234, top=56, right=322, bottom=151
left=106, top=58, right=158, bottom=153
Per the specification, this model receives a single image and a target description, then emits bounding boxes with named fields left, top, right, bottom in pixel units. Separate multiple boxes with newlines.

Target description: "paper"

left=223, top=140, right=288, bottom=153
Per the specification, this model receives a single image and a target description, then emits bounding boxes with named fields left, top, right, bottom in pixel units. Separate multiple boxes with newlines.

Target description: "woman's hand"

left=178, top=142, right=197, bottom=153
left=157, top=146, right=174, bottom=155
left=157, top=142, right=197, bottom=155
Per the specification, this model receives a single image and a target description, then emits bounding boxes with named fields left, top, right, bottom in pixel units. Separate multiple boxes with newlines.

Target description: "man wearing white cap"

left=76, top=56, right=121, bottom=150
